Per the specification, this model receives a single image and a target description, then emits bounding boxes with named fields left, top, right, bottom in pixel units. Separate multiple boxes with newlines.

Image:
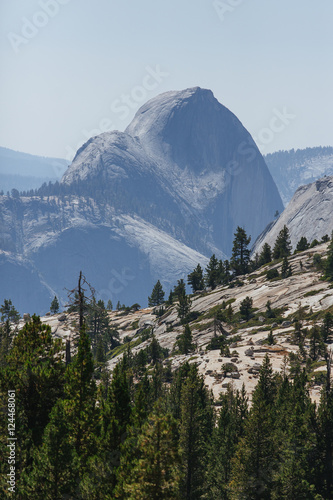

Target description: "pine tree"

left=240, top=296, right=253, bottom=321
left=321, top=312, right=333, bottom=342
left=273, top=225, right=292, bottom=259
left=187, top=264, right=204, bottom=292
left=325, top=233, right=333, bottom=281
left=26, top=401, right=76, bottom=499
left=179, top=364, right=214, bottom=499
left=177, top=294, right=191, bottom=322
left=50, top=295, right=60, bottom=314
left=62, top=326, right=97, bottom=474
left=295, top=236, right=309, bottom=252
left=259, top=243, right=272, bottom=267
left=205, top=254, right=220, bottom=289
left=148, top=280, right=165, bottom=307
left=0, top=320, right=12, bottom=367
left=272, top=371, right=318, bottom=499
left=173, top=279, right=186, bottom=300
left=231, top=226, right=251, bottom=276
left=230, top=355, right=277, bottom=499
left=106, top=299, right=113, bottom=310
left=206, top=385, right=248, bottom=499
left=176, top=324, right=195, bottom=354
left=317, top=353, right=333, bottom=499
left=281, top=255, right=292, bottom=278
left=120, top=402, right=182, bottom=500
left=0, top=298, right=20, bottom=323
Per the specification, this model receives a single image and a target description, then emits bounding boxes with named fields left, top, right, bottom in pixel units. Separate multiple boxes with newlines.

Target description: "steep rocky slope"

left=0, top=87, right=283, bottom=314
left=62, top=87, right=283, bottom=256
left=253, top=176, right=333, bottom=255
left=265, top=146, right=333, bottom=206
left=31, top=242, right=333, bottom=404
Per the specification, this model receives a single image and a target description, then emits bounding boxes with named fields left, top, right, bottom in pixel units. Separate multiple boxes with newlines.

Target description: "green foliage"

left=267, top=268, right=280, bottom=280
left=273, top=225, right=292, bottom=259
left=295, top=236, right=309, bottom=252
left=313, top=253, right=323, bottom=270
left=148, top=280, right=165, bottom=307
left=0, top=298, right=20, bottom=323
left=188, top=264, right=204, bottom=292
left=119, top=401, right=182, bottom=499
left=205, top=254, right=220, bottom=289
left=324, top=233, right=333, bottom=281
left=321, top=312, right=333, bottom=342
left=310, top=238, right=320, bottom=248
left=259, top=243, right=272, bottom=267
left=281, top=255, right=292, bottom=278
left=240, top=296, right=254, bottom=321
left=50, top=295, right=60, bottom=314
left=231, top=226, right=251, bottom=276
left=175, top=324, right=195, bottom=355
left=177, top=293, right=192, bottom=322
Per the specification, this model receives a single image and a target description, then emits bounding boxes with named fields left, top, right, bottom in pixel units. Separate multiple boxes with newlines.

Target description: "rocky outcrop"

left=253, top=176, right=333, bottom=254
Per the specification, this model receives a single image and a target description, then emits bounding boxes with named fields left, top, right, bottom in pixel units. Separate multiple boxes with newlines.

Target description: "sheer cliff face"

left=63, top=87, right=283, bottom=256
left=0, top=88, right=283, bottom=314
left=253, top=176, right=333, bottom=254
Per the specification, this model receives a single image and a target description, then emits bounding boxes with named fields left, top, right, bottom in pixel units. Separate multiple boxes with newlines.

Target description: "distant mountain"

left=252, top=175, right=333, bottom=255
left=264, top=146, right=333, bottom=206
left=0, top=147, right=68, bottom=193
left=0, top=87, right=283, bottom=314
left=62, top=87, right=283, bottom=257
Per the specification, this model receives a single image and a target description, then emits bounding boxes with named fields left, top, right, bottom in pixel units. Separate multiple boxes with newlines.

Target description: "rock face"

left=62, top=87, right=283, bottom=256
left=253, top=176, right=333, bottom=254
left=264, top=146, right=333, bottom=206
left=0, top=87, right=283, bottom=314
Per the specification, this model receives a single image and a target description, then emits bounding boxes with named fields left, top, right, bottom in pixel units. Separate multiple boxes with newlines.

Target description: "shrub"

left=266, top=268, right=279, bottom=280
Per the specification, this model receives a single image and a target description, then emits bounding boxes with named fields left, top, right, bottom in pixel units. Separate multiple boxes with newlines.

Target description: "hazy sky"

left=0, top=0, right=332, bottom=161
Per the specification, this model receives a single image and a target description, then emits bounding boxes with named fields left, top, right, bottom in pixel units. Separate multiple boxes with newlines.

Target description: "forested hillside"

left=1, top=228, right=333, bottom=498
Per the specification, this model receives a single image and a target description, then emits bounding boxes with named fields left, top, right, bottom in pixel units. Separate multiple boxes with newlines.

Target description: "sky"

left=0, top=0, right=332, bottom=161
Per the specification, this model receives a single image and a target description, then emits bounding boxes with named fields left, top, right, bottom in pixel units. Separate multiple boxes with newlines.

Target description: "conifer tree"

left=206, top=385, right=248, bottom=499
left=106, top=299, right=113, bottom=310
left=26, top=401, right=76, bottom=499
left=295, top=236, right=309, bottom=252
left=50, top=295, right=60, bottom=314
left=231, top=226, right=251, bottom=276
left=259, top=243, right=272, bottom=267
left=325, top=233, right=333, bottom=281
left=173, top=279, right=186, bottom=300
left=176, top=324, right=194, bottom=354
left=231, top=355, right=277, bottom=498
left=148, top=280, right=165, bottom=307
left=239, top=296, right=253, bottom=321
left=272, top=225, right=292, bottom=259
left=205, top=254, right=220, bottom=289
left=62, top=326, right=97, bottom=473
left=177, top=293, right=191, bottom=322
left=281, top=255, right=292, bottom=278
left=0, top=298, right=20, bottom=323
left=179, top=364, right=214, bottom=499
left=321, top=312, right=333, bottom=342
left=120, top=402, right=182, bottom=500
left=187, top=264, right=204, bottom=292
